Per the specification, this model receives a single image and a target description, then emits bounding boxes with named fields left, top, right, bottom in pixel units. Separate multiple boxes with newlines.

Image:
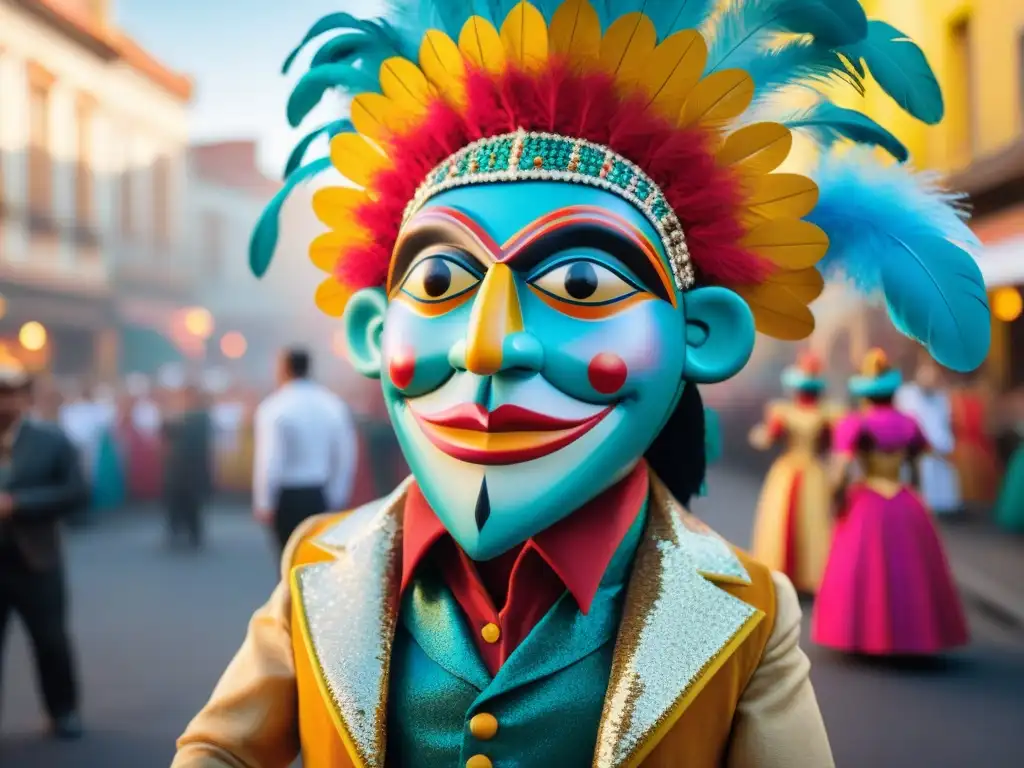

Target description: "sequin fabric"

left=594, top=478, right=762, bottom=768
left=293, top=480, right=411, bottom=768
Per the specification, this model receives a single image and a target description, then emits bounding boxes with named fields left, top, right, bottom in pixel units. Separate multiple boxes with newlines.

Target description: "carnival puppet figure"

left=812, top=349, right=970, bottom=656
left=749, top=351, right=838, bottom=594
left=173, top=2, right=989, bottom=766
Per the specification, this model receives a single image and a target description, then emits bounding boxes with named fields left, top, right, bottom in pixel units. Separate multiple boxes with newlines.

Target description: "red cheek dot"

left=389, top=350, right=416, bottom=390
left=588, top=353, right=628, bottom=395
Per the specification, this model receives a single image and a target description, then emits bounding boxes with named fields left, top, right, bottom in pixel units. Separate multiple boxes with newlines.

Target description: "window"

left=947, top=17, right=974, bottom=167
left=202, top=211, right=225, bottom=278
left=153, top=154, right=170, bottom=248
left=75, top=95, right=95, bottom=227
left=27, top=64, right=53, bottom=217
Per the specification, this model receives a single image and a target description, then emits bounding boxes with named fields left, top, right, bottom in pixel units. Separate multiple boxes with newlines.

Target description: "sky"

left=114, top=0, right=385, bottom=177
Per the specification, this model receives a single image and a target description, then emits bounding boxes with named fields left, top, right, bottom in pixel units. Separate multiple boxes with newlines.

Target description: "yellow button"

left=481, top=622, right=501, bottom=644
left=469, top=712, right=499, bottom=740
left=466, top=755, right=493, bottom=768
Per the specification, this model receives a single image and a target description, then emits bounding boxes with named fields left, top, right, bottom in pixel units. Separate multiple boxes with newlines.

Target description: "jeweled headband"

left=402, top=128, right=695, bottom=291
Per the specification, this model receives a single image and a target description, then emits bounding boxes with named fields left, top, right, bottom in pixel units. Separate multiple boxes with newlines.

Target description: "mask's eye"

left=401, top=256, right=480, bottom=303
left=531, top=260, right=639, bottom=305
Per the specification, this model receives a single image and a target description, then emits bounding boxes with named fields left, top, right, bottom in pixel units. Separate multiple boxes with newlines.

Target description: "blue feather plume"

left=840, top=20, right=943, bottom=125
left=706, top=0, right=867, bottom=74
left=748, top=39, right=863, bottom=98
left=781, top=101, right=908, bottom=162
left=807, top=150, right=989, bottom=372
left=250, top=158, right=332, bottom=278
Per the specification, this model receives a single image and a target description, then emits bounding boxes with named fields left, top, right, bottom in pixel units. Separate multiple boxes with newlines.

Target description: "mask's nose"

left=454, top=263, right=541, bottom=376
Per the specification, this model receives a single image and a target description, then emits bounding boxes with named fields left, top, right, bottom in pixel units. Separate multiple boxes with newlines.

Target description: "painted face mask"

left=253, top=0, right=991, bottom=560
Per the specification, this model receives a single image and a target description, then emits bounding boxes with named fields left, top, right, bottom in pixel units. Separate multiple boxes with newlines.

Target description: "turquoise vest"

left=387, top=504, right=646, bottom=767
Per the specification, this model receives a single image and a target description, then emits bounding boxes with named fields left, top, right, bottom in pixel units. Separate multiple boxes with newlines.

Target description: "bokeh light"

left=19, top=321, right=48, bottom=352
left=220, top=331, right=247, bottom=359
left=993, top=286, right=1023, bottom=323
left=184, top=307, right=214, bottom=339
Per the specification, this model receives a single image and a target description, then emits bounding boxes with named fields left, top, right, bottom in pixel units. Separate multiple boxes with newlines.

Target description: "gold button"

left=480, top=622, right=501, bottom=644
left=469, top=712, right=499, bottom=740
left=466, top=755, right=493, bottom=768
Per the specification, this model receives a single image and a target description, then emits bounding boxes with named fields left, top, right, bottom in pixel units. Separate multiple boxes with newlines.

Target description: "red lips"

left=420, top=403, right=593, bottom=432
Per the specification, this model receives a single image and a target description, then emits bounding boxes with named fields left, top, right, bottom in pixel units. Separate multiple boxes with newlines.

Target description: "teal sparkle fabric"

left=387, top=500, right=647, bottom=767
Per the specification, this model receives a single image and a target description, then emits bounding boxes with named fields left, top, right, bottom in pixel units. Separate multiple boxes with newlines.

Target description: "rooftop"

left=188, top=140, right=282, bottom=197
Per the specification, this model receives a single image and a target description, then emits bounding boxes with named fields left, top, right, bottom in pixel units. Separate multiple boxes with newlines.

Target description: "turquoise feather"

left=749, top=39, right=863, bottom=97
left=284, top=120, right=352, bottom=180
left=249, top=158, right=332, bottom=278
left=706, top=0, right=867, bottom=74
left=807, top=150, right=988, bottom=373
left=286, top=64, right=380, bottom=127
left=282, top=13, right=399, bottom=74
left=841, top=21, right=944, bottom=124
left=882, top=235, right=990, bottom=372
left=782, top=102, right=908, bottom=162
left=309, top=32, right=388, bottom=68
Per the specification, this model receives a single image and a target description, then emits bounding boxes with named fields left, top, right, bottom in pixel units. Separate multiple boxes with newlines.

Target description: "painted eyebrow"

left=389, top=205, right=676, bottom=304
left=388, top=208, right=498, bottom=292
left=501, top=208, right=675, bottom=303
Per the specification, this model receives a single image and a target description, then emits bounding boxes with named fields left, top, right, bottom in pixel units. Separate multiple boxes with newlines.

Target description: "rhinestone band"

left=401, top=128, right=695, bottom=291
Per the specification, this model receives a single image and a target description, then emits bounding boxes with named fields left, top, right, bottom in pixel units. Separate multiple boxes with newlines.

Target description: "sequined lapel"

left=290, top=479, right=412, bottom=768
left=593, top=474, right=765, bottom=768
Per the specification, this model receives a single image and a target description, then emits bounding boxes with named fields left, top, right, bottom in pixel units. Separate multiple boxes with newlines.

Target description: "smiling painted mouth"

left=411, top=402, right=614, bottom=465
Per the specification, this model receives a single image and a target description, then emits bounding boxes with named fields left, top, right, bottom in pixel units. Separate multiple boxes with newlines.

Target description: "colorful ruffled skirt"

left=750, top=451, right=832, bottom=594
left=812, top=485, right=968, bottom=655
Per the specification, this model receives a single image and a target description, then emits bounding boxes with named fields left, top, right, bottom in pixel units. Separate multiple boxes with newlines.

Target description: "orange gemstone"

left=533, top=156, right=544, bottom=168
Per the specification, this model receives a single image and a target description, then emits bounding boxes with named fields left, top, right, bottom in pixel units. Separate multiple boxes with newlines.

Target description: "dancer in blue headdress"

left=174, top=2, right=987, bottom=766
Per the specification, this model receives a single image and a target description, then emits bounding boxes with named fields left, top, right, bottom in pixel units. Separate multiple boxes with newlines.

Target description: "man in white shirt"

left=253, top=348, right=358, bottom=551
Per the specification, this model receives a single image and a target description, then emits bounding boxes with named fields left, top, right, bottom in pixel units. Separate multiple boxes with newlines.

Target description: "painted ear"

left=342, top=287, right=388, bottom=379
left=682, top=287, right=755, bottom=384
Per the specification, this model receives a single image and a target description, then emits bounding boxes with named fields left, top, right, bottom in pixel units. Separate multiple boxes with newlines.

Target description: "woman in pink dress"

left=812, top=349, right=968, bottom=656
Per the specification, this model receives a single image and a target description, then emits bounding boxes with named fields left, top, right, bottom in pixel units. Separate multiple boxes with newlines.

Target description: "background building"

left=0, top=0, right=192, bottom=380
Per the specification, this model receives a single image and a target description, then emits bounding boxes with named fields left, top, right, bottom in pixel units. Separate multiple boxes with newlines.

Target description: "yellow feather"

left=598, top=12, right=657, bottom=89
left=766, top=267, right=826, bottom=303
left=379, top=57, right=431, bottom=114
left=717, top=122, right=793, bottom=175
left=549, top=0, right=601, bottom=64
left=679, top=69, right=754, bottom=127
left=643, top=30, right=708, bottom=118
left=734, top=283, right=816, bottom=340
left=459, top=16, right=506, bottom=73
left=419, top=30, right=466, bottom=104
left=741, top=219, right=829, bottom=270
left=329, top=133, right=389, bottom=189
left=309, top=232, right=344, bottom=272
left=315, top=278, right=354, bottom=318
left=350, top=93, right=403, bottom=144
left=500, top=1, right=548, bottom=69
left=311, top=187, right=370, bottom=232
left=741, top=174, right=820, bottom=225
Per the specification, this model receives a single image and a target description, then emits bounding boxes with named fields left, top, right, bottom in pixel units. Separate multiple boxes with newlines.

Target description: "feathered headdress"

left=254, top=0, right=990, bottom=372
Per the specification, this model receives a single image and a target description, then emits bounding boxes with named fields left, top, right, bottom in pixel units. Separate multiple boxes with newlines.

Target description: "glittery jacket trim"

left=289, top=473, right=767, bottom=768
left=402, top=128, right=695, bottom=291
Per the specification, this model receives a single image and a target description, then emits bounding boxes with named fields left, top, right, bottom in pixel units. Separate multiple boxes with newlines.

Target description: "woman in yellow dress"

left=749, top=352, right=840, bottom=594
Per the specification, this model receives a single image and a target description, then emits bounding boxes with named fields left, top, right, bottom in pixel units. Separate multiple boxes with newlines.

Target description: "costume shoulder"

left=287, top=480, right=412, bottom=570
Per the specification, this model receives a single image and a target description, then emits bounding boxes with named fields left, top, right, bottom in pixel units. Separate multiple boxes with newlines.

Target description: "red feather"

left=335, top=62, right=771, bottom=292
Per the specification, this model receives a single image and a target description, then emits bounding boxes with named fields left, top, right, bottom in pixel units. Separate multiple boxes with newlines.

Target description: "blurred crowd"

left=26, top=373, right=409, bottom=524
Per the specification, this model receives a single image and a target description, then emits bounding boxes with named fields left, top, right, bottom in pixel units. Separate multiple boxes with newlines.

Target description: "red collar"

left=401, top=460, right=648, bottom=614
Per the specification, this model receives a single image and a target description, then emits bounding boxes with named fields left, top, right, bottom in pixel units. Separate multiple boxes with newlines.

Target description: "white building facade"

left=0, top=0, right=191, bottom=378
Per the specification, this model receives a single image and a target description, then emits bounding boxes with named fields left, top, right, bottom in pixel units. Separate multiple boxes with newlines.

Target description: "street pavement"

left=2, top=474, right=1024, bottom=768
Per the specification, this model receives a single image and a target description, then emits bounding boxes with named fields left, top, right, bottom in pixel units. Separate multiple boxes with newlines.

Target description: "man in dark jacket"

left=162, top=385, right=212, bottom=549
left=0, top=360, right=88, bottom=739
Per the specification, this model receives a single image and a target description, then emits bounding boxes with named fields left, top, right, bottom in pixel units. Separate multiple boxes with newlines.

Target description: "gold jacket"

left=173, top=474, right=834, bottom=767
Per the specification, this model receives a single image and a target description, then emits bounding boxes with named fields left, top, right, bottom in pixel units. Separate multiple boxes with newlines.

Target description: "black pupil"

left=422, top=259, right=452, bottom=298
left=565, top=262, right=598, bottom=300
